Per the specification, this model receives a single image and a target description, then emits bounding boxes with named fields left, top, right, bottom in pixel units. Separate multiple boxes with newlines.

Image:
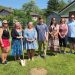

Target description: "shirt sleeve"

left=35, top=25, right=38, bottom=32
left=34, top=28, right=37, bottom=39
left=11, top=29, right=19, bottom=39
left=45, top=25, right=48, bottom=32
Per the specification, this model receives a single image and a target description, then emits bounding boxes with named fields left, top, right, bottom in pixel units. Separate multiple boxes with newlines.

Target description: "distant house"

left=0, top=9, right=11, bottom=16
left=30, top=12, right=39, bottom=21
left=59, top=0, right=75, bottom=22
left=47, top=11, right=61, bottom=25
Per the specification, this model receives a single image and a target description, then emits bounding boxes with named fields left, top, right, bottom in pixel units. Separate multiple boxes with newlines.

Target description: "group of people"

left=0, top=14, right=75, bottom=64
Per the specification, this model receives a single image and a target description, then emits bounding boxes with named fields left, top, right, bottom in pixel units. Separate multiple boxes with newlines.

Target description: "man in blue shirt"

left=36, top=17, right=48, bottom=57
left=68, top=14, right=75, bottom=53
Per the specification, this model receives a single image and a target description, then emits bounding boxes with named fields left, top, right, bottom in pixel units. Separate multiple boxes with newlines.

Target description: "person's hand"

left=17, top=36, right=23, bottom=39
left=20, top=36, right=23, bottom=39
left=60, top=35, right=65, bottom=38
left=0, top=39, right=4, bottom=47
left=45, top=36, right=48, bottom=42
left=27, top=38, right=34, bottom=42
left=62, top=35, right=66, bottom=38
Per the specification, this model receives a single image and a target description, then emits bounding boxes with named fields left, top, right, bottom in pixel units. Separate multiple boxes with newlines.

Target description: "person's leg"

left=1, top=48, right=6, bottom=63
left=59, top=37, right=63, bottom=52
left=69, top=38, right=73, bottom=53
left=14, top=53, right=16, bottom=61
left=31, top=49, right=35, bottom=60
left=63, top=37, right=67, bottom=53
left=1, top=52, right=5, bottom=63
left=4, top=47, right=10, bottom=62
left=27, top=50, right=31, bottom=60
left=73, top=43, right=75, bottom=53
left=17, top=49, right=22, bottom=60
left=72, top=38, right=75, bottom=53
left=43, top=41, right=47, bottom=57
left=38, top=41, right=42, bottom=56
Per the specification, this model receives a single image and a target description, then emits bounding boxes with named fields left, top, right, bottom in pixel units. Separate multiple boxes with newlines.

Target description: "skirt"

left=48, top=37, right=59, bottom=51
left=2, top=39, right=10, bottom=48
left=11, top=39, right=22, bottom=56
left=24, top=40, right=38, bottom=50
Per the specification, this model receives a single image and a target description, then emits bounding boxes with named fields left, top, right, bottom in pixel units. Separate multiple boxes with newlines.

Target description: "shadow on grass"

left=7, top=50, right=56, bottom=61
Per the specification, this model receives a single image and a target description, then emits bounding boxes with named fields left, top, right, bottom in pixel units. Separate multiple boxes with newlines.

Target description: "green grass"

left=0, top=53, right=75, bottom=75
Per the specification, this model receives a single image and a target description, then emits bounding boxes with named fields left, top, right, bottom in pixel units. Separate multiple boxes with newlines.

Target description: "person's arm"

left=54, top=25, right=59, bottom=36
left=65, top=24, right=68, bottom=36
left=45, top=25, right=48, bottom=41
left=23, top=29, right=30, bottom=41
left=11, top=29, right=20, bottom=39
left=58, top=25, right=62, bottom=38
left=0, top=28, right=4, bottom=47
left=33, top=28, right=37, bottom=41
left=0, top=28, right=3, bottom=39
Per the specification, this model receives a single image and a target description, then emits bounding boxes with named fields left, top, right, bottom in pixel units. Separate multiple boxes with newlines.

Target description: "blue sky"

left=0, top=0, right=68, bottom=9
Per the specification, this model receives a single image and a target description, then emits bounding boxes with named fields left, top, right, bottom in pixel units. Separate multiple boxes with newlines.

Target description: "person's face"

left=39, top=19, right=44, bottom=24
left=3, top=23, right=8, bottom=28
left=61, top=18, right=65, bottom=24
left=52, top=18, right=56, bottom=24
left=28, top=22, right=33, bottom=29
left=16, top=24, right=21, bottom=29
left=70, top=15, right=75, bottom=21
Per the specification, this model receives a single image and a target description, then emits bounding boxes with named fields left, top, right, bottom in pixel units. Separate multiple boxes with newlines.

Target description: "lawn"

left=0, top=52, right=75, bottom=75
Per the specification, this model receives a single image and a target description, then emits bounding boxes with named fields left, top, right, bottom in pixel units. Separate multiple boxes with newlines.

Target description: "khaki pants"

left=38, top=41, right=47, bottom=56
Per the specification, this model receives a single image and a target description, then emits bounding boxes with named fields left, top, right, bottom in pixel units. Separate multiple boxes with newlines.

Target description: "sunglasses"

left=3, top=23, right=8, bottom=24
left=71, top=16, right=75, bottom=18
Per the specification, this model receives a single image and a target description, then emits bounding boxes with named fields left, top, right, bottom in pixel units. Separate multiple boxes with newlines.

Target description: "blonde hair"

left=14, top=22, right=22, bottom=30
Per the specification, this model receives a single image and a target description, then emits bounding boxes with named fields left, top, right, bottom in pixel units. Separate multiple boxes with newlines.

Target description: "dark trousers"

left=59, top=36, right=67, bottom=47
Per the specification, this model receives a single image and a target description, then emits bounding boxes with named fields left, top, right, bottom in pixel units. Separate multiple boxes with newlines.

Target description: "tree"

left=68, top=0, right=74, bottom=3
left=58, top=0, right=67, bottom=11
left=22, top=0, right=42, bottom=14
left=46, top=0, right=59, bottom=16
left=22, top=0, right=43, bottom=25
left=45, top=0, right=67, bottom=16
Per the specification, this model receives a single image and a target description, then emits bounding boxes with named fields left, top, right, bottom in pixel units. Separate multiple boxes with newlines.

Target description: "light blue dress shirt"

left=68, top=20, right=75, bottom=37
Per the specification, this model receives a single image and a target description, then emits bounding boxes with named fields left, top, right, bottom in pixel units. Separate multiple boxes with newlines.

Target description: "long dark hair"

left=50, top=17, right=57, bottom=27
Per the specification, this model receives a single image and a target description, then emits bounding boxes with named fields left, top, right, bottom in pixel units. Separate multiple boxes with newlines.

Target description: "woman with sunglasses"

left=0, top=20, right=10, bottom=64
left=59, top=18, right=68, bottom=53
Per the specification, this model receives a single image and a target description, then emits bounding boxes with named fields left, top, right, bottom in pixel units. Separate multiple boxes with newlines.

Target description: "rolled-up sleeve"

left=45, top=25, right=48, bottom=32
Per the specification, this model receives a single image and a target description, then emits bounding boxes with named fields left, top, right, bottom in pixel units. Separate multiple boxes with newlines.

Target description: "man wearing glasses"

left=68, top=14, right=75, bottom=54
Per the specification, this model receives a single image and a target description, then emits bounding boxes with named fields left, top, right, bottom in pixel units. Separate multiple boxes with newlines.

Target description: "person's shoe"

left=38, top=54, right=41, bottom=58
left=73, top=52, right=75, bottom=54
left=69, top=51, right=72, bottom=54
left=64, top=51, right=66, bottom=54
left=2, top=61, right=7, bottom=64
left=28, top=59, right=30, bottom=61
left=43, top=54, right=46, bottom=58
left=18, top=57, right=21, bottom=60
left=32, top=57, right=34, bottom=61
left=4, top=61, right=7, bottom=64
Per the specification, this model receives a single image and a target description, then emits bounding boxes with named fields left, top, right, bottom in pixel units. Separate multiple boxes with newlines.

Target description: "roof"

left=0, top=9, right=12, bottom=13
left=59, top=0, right=75, bottom=14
